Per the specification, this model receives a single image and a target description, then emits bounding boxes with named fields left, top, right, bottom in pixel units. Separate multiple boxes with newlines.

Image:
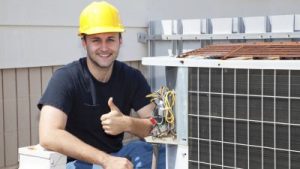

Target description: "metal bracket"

left=137, top=32, right=148, bottom=44
left=138, top=32, right=300, bottom=41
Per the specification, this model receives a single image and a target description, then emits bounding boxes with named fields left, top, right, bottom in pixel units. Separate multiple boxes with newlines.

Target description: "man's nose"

left=100, top=42, right=109, bottom=51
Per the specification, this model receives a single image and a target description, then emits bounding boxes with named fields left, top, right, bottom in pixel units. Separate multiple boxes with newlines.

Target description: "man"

left=38, top=1, right=165, bottom=169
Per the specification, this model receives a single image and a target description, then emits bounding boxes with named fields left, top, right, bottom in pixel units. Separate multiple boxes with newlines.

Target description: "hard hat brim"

left=78, top=27, right=124, bottom=36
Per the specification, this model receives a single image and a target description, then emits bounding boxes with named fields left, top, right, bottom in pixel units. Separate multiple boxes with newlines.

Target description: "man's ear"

left=119, top=37, right=123, bottom=45
left=81, top=38, right=87, bottom=49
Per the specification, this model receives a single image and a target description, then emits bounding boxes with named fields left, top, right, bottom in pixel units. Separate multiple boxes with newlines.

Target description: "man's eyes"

left=90, top=38, right=115, bottom=43
left=92, top=39, right=100, bottom=42
left=107, top=38, right=115, bottom=42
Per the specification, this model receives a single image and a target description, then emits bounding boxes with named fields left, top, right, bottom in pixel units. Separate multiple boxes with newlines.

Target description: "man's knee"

left=118, top=140, right=166, bottom=169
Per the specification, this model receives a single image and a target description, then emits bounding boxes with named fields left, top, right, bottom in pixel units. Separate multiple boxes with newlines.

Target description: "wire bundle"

left=146, top=86, right=176, bottom=138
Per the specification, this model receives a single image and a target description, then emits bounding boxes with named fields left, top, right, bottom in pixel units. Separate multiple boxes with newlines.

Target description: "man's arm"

left=123, top=102, right=155, bottom=138
left=101, top=98, right=155, bottom=138
left=39, top=105, right=132, bottom=169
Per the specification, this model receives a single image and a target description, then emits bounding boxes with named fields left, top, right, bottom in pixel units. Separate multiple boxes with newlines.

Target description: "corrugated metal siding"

left=0, top=66, right=61, bottom=169
left=0, top=71, right=5, bottom=168
left=3, top=69, right=18, bottom=167
left=0, top=61, right=147, bottom=169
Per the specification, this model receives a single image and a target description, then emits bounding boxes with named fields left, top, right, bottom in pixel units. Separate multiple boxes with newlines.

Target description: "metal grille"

left=188, top=67, right=300, bottom=169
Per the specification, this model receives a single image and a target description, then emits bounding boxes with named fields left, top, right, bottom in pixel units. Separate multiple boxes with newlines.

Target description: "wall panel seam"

left=14, top=69, right=19, bottom=149
left=1, top=70, right=6, bottom=167
left=28, top=69, right=32, bottom=145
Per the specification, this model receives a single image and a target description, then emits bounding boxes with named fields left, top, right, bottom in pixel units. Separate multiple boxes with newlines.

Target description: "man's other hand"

left=103, top=156, right=133, bottom=169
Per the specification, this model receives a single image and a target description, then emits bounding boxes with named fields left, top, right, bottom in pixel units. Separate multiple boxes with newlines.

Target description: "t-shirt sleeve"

left=37, top=68, right=73, bottom=115
left=131, top=70, right=151, bottom=111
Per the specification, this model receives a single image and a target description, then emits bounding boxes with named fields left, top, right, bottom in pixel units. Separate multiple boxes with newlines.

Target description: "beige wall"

left=148, top=0, right=300, bottom=20
left=0, top=0, right=148, bottom=69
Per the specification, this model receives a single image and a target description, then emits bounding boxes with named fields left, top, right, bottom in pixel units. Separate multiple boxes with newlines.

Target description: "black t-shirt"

left=38, top=57, right=151, bottom=157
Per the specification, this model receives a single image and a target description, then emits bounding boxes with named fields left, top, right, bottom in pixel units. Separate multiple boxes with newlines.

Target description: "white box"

left=211, top=17, right=233, bottom=34
left=269, top=14, right=294, bottom=33
left=243, top=16, right=267, bottom=33
left=18, top=145, right=66, bottom=169
left=181, top=19, right=202, bottom=35
left=295, top=14, right=300, bottom=31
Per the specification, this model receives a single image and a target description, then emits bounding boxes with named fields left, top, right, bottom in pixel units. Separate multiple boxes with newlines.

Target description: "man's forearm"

left=39, top=128, right=109, bottom=166
left=123, top=116, right=152, bottom=138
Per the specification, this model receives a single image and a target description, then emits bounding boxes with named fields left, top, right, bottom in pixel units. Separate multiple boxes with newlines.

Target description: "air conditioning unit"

left=143, top=56, right=300, bottom=169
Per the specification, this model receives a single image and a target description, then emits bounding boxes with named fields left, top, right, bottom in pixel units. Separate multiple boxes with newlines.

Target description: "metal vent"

left=188, top=67, right=300, bottom=169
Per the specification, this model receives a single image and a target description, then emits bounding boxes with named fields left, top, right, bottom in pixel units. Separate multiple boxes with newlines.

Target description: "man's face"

left=82, top=32, right=122, bottom=69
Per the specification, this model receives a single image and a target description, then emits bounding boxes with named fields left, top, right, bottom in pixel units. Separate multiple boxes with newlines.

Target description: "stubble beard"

left=88, top=54, right=114, bottom=70
left=87, top=47, right=120, bottom=70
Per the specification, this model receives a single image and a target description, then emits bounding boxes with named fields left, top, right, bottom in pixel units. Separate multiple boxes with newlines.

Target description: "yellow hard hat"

left=79, top=1, right=124, bottom=36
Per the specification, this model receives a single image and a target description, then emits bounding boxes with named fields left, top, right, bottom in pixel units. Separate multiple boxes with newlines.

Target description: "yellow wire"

left=146, top=86, right=176, bottom=137
left=164, top=90, right=175, bottom=124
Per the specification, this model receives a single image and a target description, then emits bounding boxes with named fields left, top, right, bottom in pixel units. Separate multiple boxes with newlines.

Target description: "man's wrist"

left=98, top=153, right=110, bottom=167
left=123, top=115, right=132, bottom=132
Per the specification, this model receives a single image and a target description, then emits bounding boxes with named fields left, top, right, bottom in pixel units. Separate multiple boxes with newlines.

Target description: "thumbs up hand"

left=100, top=97, right=128, bottom=135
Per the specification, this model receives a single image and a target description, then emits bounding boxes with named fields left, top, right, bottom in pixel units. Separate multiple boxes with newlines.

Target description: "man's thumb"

left=108, top=97, right=119, bottom=111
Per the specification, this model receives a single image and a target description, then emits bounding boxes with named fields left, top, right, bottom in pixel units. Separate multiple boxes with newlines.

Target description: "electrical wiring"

left=146, top=86, right=176, bottom=138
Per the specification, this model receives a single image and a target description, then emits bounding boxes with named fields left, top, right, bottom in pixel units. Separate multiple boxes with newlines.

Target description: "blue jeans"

left=66, top=140, right=165, bottom=169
